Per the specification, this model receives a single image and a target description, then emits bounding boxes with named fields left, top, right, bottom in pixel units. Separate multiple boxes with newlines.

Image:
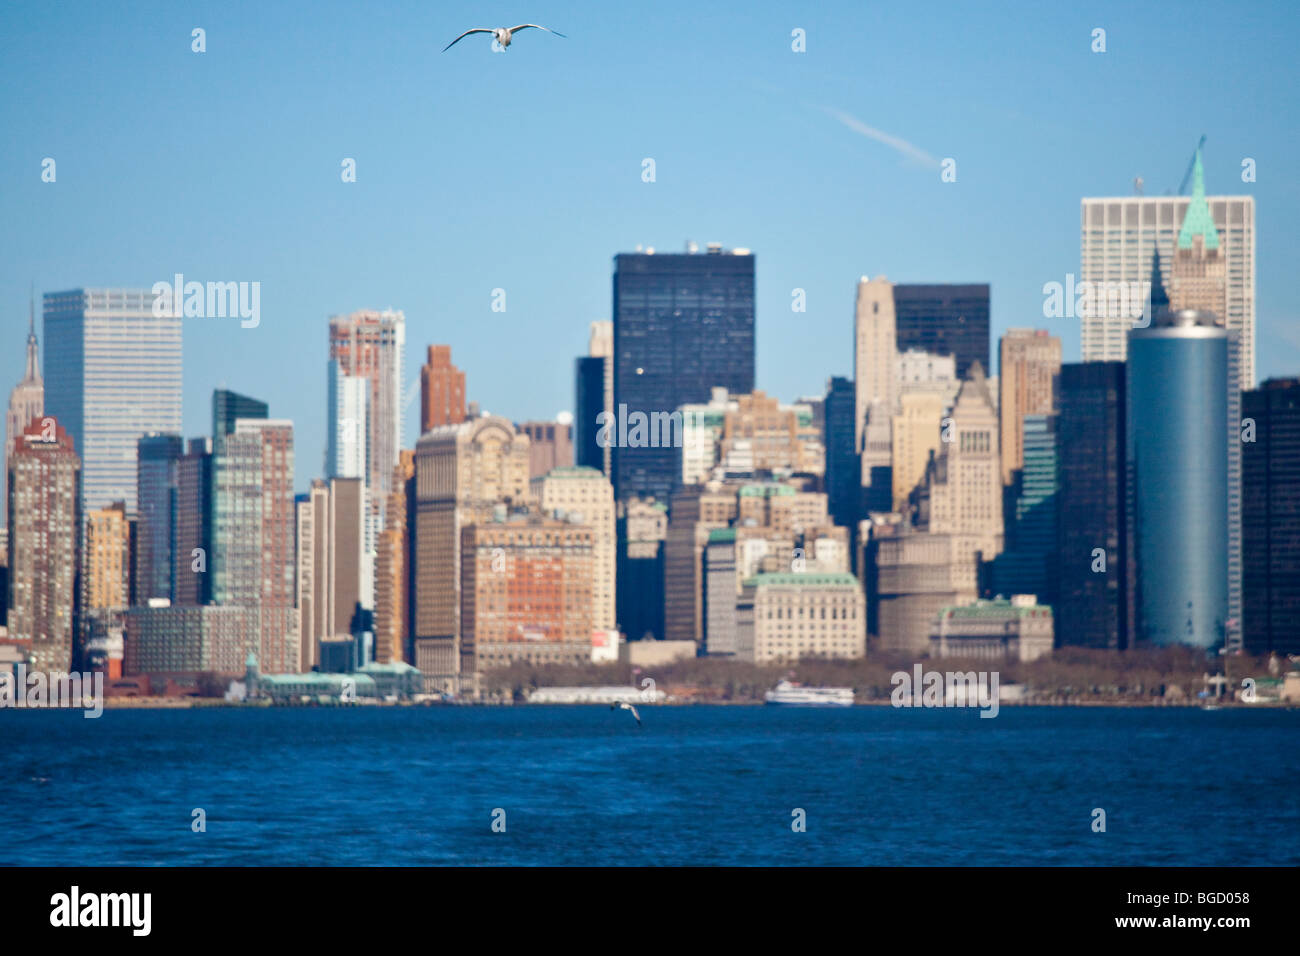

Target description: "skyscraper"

left=327, top=358, right=369, bottom=479
left=1080, top=155, right=1254, bottom=389
left=212, top=389, right=268, bottom=442
left=374, top=450, right=415, bottom=665
left=574, top=321, right=613, bottom=476
left=329, top=309, right=405, bottom=499
left=854, top=276, right=897, bottom=513
left=83, top=501, right=130, bottom=612
left=991, top=414, right=1059, bottom=602
left=1129, top=304, right=1228, bottom=649
left=518, top=419, right=574, bottom=478
left=6, top=417, right=80, bottom=672
left=534, top=465, right=616, bottom=630
left=823, top=376, right=858, bottom=532
left=173, top=437, right=212, bottom=607
left=211, top=418, right=298, bottom=672
left=135, top=433, right=183, bottom=603
left=893, top=284, right=991, bottom=379
left=413, top=416, right=531, bottom=693
left=612, top=247, right=755, bottom=501
left=1055, top=362, right=1133, bottom=649
left=294, top=477, right=367, bottom=670
left=1166, top=158, right=1242, bottom=650
left=43, top=289, right=182, bottom=514
left=1242, top=379, right=1300, bottom=655
left=998, top=329, right=1061, bottom=485
left=915, top=363, right=1003, bottom=559
left=3, top=292, right=44, bottom=530
left=419, top=345, right=466, bottom=434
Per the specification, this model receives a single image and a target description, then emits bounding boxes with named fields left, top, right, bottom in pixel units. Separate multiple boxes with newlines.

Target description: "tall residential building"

left=1055, top=362, right=1133, bottom=649
left=612, top=247, right=755, bottom=501
left=534, top=466, right=615, bottom=630
left=43, top=289, right=182, bottom=514
left=1242, top=379, right=1300, bottom=655
left=854, top=276, right=897, bottom=513
left=135, top=433, right=183, bottom=603
left=823, top=376, right=858, bottom=532
left=374, top=450, right=415, bottom=665
left=211, top=419, right=298, bottom=673
left=173, top=438, right=212, bottom=607
left=1080, top=157, right=1254, bottom=389
left=589, top=321, right=613, bottom=477
left=461, top=515, right=594, bottom=669
left=998, top=329, right=1061, bottom=485
left=3, top=293, right=44, bottom=530
left=294, top=477, right=367, bottom=671
left=518, top=419, right=574, bottom=478
left=329, top=309, right=405, bottom=499
left=6, top=417, right=80, bottom=671
left=419, top=345, right=466, bottom=433
left=83, top=501, right=130, bottom=612
left=212, top=389, right=268, bottom=442
left=1129, top=305, right=1228, bottom=649
left=327, top=358, right=369, bottom=479
left=893, top=284, right=991, bottom=379
left=413, top=416, right=531, bottom=693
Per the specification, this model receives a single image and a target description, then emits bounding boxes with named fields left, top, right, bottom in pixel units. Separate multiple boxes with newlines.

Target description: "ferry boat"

left=764, top=679, right=854, bottom=707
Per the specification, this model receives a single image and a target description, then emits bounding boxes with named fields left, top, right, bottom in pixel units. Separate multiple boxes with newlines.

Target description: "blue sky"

left=2, top=0, right=1297, bottom=490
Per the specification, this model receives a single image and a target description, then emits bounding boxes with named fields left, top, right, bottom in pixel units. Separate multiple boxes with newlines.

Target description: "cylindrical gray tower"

left=1128, top=308, right=1228, bottom=649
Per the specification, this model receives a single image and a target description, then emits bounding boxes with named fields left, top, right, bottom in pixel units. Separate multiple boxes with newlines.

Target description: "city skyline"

left=2, top=1, right=1297, bottom=494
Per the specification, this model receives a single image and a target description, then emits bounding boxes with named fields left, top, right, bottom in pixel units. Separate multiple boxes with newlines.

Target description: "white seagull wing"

left=507, top=24, right=567, bottom=38
left=442, top=28, right=495, bottom=53
left=629, top=704, right=641, bottom=723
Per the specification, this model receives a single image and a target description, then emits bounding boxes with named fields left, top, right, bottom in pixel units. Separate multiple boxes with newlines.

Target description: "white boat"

left=764, top=679, right=854, bottom=707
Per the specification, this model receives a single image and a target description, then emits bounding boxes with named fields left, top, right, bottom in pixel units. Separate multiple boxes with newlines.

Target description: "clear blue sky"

left=2, top=0, right=1297, bottom=491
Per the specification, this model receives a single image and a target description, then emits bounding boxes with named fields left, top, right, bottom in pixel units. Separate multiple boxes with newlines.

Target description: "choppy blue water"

left=3, top=705, right=1296, bottom=866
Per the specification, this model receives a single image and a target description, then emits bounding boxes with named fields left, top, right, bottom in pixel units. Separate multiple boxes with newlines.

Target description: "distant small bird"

left=610, top=700, right=641, bottom=727
left=442, top=24, right=566, bottom=53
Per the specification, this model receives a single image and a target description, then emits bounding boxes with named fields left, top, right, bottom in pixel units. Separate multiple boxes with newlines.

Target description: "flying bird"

left=442, top=24, right=566, bottom=53
left=610, top=700, right=641, bottom=727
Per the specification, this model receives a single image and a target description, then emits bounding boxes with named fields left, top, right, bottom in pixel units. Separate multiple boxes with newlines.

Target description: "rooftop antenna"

left=1177, top=134, right=1208, bottom=195
left=1133, top=176, right=1144, bottom=196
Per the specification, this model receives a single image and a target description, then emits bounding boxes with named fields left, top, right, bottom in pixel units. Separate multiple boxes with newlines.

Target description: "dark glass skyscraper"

left=1055, top=362, right=1133, bottom=649
left=574, top=355, right=606, bottom=472
left=135, top=433, right=184, bottom=603
left=1242, top=378, right=1300, bottom=655
left=612, top=248, right=755, bottom=501
left=992, top=414, right=1058, bottom=602
left=893, top=284, right=990, bottom=378
left=1129, top=308, right=1228, bottom=649
left=213, top=388, right=268, bottom=444
left=823, top=376, right=858, bottom=531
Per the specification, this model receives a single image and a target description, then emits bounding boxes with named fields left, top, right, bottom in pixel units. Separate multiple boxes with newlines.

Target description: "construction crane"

left=1178, top=135, right=1208, bottom=195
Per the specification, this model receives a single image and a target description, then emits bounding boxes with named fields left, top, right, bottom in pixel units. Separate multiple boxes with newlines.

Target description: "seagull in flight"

left=610, top=700, right=641, bottom=727
left=442, top=24, right=566, bottom=53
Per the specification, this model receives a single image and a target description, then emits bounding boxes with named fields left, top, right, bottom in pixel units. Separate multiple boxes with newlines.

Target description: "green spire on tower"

left=1176, top=148, right=1220, bottom=251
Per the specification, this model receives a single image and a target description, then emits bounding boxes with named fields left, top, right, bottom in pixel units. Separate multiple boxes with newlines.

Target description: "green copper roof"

left=739, top=483, right=795, bottom=498
left=938, top=599, right=1054, bottom=619
left=708, top=528, right=737, bottom=543
left=544, top=466, right=604, bottom=478
left=744, top=572, right=859, bottom=588
left=1176, top=149, right=1220, bottom=251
